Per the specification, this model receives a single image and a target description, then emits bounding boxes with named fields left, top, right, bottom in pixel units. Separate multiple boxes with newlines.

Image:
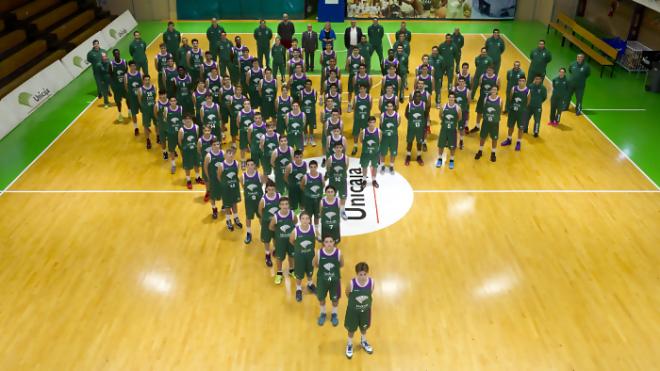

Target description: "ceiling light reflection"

left=474, top=273, right=517, bottom=298
left=448, top=196, right=476, bottom=216
left=141, top=271, right=174, bottom=294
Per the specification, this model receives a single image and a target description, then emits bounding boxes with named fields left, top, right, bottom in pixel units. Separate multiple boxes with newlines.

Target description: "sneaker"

left=464, top=126, right=469, bottom=135
left=361, top=340, right=373, bottom=354
left=317, top=313, right=327, bottom=326
left=163, top=152, right=168, bottom=160
left=435, top=158, right=442, bottom=168
left=422, top=142, right=428, bottom=152
left=196, top=177, right=204, bottom=185
left=416, top=156, right=424, bottom=166
left=104, top=104, right=109, bottom=109
left=265, top=254, right=273, bottom=267
left=469, top=126, right=480, bottom=134
left=295, top=289, right=302, bottom=302
left=547, top=121, right=554, bottom=126
left=361, top=179, right=367, bottom=189
left=389, top=166, right=394, bottom=174
left=244, top=232, right=252, bottom=244
left=331, top=313, right=339, bottom=326
left=212, top=207, right=218, bottom=219
left=490, top=152, right=496, bottom=162
left=576, top=109, right=582, bottom=116
left=533, top=132, right=539, bottom=138
left=186, top=180, right=192, bottom=189
left=372, top=180, right=379, bottom=189
left=171, top=165, right=176, bottom=174
left=449, top=159, right=455, bottom=169
left=156, top=135, right=161, bottom=144
left=340, top=210, right=348, bottom=220
left=134, top=128, right=139, bottom=136
left=234, top=219, right=243, bottom=229
left=274, top=273, right=283, bottom=284
left=204, top=191, right=210, bottom=202
left=226, top=220, right=234, bottom=231
left=459, top=139, right=464, bottom=150
left=311, top=138, right=316, bottom=147
left=515, top=141, right=521, bottom=151
left=501, top=138, right=512, bottom=146
left=289, top=270, right=295, bottom=278
left=404, top=155, right=411, bottom=166
left=351, top=147, right=358, bottom=156
left=345, top=343, right=353, bottom=359
left=174, top=151, right=178, bottom=158
left=117, top=114, right=124, bottom=123
left=475, top=150, right=483, bottom=160
left=380, top=165, right=385, bottom=174
left=307, top=283, right=316, bottom=293
left=241, top=161, right=246, bottom=169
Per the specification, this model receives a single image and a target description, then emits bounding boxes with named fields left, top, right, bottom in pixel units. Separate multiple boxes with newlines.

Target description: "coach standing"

left=344, top=21, right=362, bottom=53
left=277, top=13, right=295, bottom=49
left=484, top=28, right=505, bottom=75
left=87, top=39, right=106, bottom=99
left=569, top=53, right=590, bottom=115
left=301, top=24, right=318, bottom=72
left=368, top=18, right=385, bottom=74
left=207, top=18, right=225, bottom=62
left=254, top=19, right=273, bottom=68
left=395, top=21, right=412, bottom=42
left=319, top=22, right=336, bottom=49
left=162, top=21, right=181, bottom=57
left=528, top=40, right=552, bottom=82
left=451, top=27, right=464, bottom=74
left=129, top=31, right=148, bottom=75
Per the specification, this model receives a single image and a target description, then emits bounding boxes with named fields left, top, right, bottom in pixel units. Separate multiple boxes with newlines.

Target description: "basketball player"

left=324, top=148, right=349, bottom=221
left=504, top=61, right=525, bottom=114
left=237, top=99, right=255, bottom=168
left=275, top=85, right=292, bottom=134
left=269, top=196, right=297, bottom=284
left=379, top=101, right=400, bottom=174
left=300, top=79, right=317, bottom=146
left=217, top=148, right=244, bottom=231
left=201, top=51, right=217, bottom=82
left=286, top=100, right=305, bottom=151
left=247, top=111, right=267, bottom=168
left=259, top=68, right=278, bottom=122
left=451, top=76, right=471, bottom=149
left=320, top=185, right=342, bottom=244
left=162, top=57, right=178, bottom=98
left=137, top=74, right=156, bottom=149
left=283, top=149, right=307, bottom=211
left=314, top=236, right=344, bottom=327
left=271, top=135, right=293, bottom=194
left=186, top=39, right=204, bottom=85
left=436, top=92, right=461, bottom=169
left=395, top=45, right=409, bottom=102
left=204, top=138, right=225, bottom=219
left=326, top=126, right=347, bottom=161
left=197, top=125, right=216, bottom=202
left=246, top=58, right=263, bottom=109
left=472, top=65, right=499, bottom=134
left=429, top=46, right=445, bottom=108
left=301, top=160, right=324, bottom=234
left=238, top=47, right=253, bottom=92
left=229, top=85, right=247, bottom=145
left=290, top=211, right=317, bottom=302
left=381, top=65, right=401, bottom=105
left=154, top=43, right=172, bottom=93
left=178, top=114, right=203, bottom=189
left=124, top=61, right=142, bottom=135
left=258, top=179, right=280, bottom=267
left=527, top=74, right=547, bottom=137
left=404, top=92, right=426, bottom=166
left=287, top=48, right=305, bottom=79
left=346, top=48, right=365, bottom=112
left=502, top=76, right=529, bottom=151
left=174, top=66, right=194, bottom=115
left=206, top=66, right=222, bottom=104
left=192, top=80, right=209, bottom=124
left=288, top=63, right=306, bottom=103
left=360, top=116, right=381, bottom=188
left=352, top=84, right=372, bottom=156
left=240, top=158, right=267, bottom=244
left=200, top=93, right=221, bottom=140
left=155, top=89, right=170, bottom=159
left=344, top=262, right=374, bottom=359
left=260, top=123, right=279, bottom=177
left=475, top=86, right=502, bottom=162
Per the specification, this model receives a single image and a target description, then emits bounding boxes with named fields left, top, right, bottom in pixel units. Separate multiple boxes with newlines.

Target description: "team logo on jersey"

left=366, top=140, right=376, bottom=146
left=412, top=113, right=422, bottom=119
left=325, top=212, right=337, bottom=219
left=300, top=240, right=313, bottom=248
left=268, top=206, right=279, bottom=215
left=246, top=184, right=259, bottom=191
left=445, top=114, right=455, bottom=120
left=280, top=224, right=292, bottom=233
left=303, top=156, right=413, bottom=237
left=310, top=185, right=321, bottom=193
left=207, top=114, right=217, bottom=121
left=295, top=173, right=304, bottom=180
left=486, top=107, right=496, bottom=113
left=355, top=295, right=369, bottom=304
left=323, top=262, right=335, bottom=271
left=226, top=172, right=236, bottom=179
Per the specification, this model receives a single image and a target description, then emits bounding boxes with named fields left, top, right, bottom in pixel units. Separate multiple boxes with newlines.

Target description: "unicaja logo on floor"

left=307, top=156, right=414, bottom=236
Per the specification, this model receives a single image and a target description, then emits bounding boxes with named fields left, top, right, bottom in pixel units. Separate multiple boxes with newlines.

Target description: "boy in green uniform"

left=192, top=80, right=209, bottom=125
left=379, top=101, right=400, bottom=174
left=154, top=44, right=172, bottom=94
left=549, top=67, right=570, bottom=126
left=360, top=116, right=381, bottom=188
left=129, top=31, right=148, bottom=75
left=247, top=112, right=267, bottom=168
left=439, top=34, right=458, bottom=90
left=197, top=125, right=216, bottom=203
left=325, top=143, right=348, bottom=212
left=238, top=48, right=254, bottom=92
left=237, top=100, right=255, bottom=168
left=300, top=80, right=317, bottom=146
left=254, top=19, right=273, bottom=68
left=352, top=84, right=372, bottom=156
left=472, top=65, right=499, bottom=134
left=259, top=68, right=278, bottom=122
left=109, top=49, right=127, bottom=122
left=201, top=92, right=222, bottom=140
left=217, top=32, right=233, bottom=78
left=288, top=63, right=306, bottom=103
left=286, top=101, right=305, bottom=151
left=124, top=61, right=142, bottom=136
left=269, top=197, right=298, bottom=284
left=528, top=40, right=552, bottom=82
left=344, top=262, right=374, bottom=359
left=271, top=37, right=286, bottom=83
left=569, top=54, right=590, bottom=115
left=178, top=115, right=203, bottom=189
left=206, top=18, right=224, bottom=62
left=155, top=90, right=169, bottom=159
left=301, top=160, right=325, bottom=233
left=163, top=57, right=178, bottom=99
left=504, top=61, right=525, bottom=114
left=368, top=18, right=385, bottom=73
left=502, top=77, right=529, bottom=151
left=137, top=75, right=157, bottom=149
left=240, top=159, right=266, bottom=244
left=484, top=29, right=505, bottom=75
left=217, top=148, right=244, bottom=231
left=186, top=39, right=204, bottom=85
left=162, top=21, right=181, bottom=57
left=177, top=37, right=191, bottom=70
left=404, top=92, right=426, bottom=166
left=270, top=136, right=293, bottom=194
left=472, top=47, right=493, bottom=99
left=475, top=86, right=502, bottom=162
left=436, top=93, right=462, bottom=169
left=451, top=77, right=471, bottom=149
left=395, top=45, right=409, bottom=102
left=165, top=97, right=183, bottom=173
left=290, top=212, right=317, bottom=302
left=314, top=236, right=344, bottom=327
left=381, top=66, right=401, bottom=104
left=174, top=66, right=194, bottom=115
left=320, top=185, right=342, bottom=243
left=275, top=85, right=292, bottom=135
left=260, top=124, right=279, bottom=176
left=229, top=85, right=247, bottom=145
left=246, top=58, right=263, bottom=109
left=203, top=138, right=225, bottom=219
left=258, top=179, right=280, bottom=267
left=219, top=76, right=234, bottom=135
left=284, top=149, right=307, bottom=211
left=527, top=75, right=547, bottom=137
left=429, top=46, right=445, bottom=108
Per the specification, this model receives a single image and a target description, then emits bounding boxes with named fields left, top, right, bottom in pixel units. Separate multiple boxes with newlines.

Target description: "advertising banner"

left=347, top=0, right=517, bottom=20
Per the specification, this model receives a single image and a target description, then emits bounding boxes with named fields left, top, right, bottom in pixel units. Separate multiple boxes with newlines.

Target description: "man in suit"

left=277, top=13, right=295, bottom=49
left=344, top=21, right=363, bottom=53
left=301, top=24, right=319, bottom=72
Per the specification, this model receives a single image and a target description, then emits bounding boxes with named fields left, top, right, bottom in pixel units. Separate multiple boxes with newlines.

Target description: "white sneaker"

left=379, top=165, right=385, bottom=174
left=345, top=343, right=353, bottom=359
left=361, top=340, right=373, bottom=354
left=311, top=138, right=316, bottom=147
left=340, top=210, right=348, bottom=220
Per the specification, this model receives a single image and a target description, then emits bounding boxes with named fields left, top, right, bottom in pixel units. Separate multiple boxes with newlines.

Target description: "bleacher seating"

left=69, top=16, right=111, bottom=46
left=50, top=9, right=95, bottom=42
left=0, top=29, right=28, bottom=55
left=30, top=2, right=78, bottom=33
left=0, top=49, right=66, bottom=98
left=12, top=0, right=59, bottom=21
left=0, top=0, right=31, bottom=14
left=0, top=39, right=48, bottom=80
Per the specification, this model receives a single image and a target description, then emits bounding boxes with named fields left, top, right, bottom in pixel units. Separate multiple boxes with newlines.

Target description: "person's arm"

left=547, top=50, right=552, bottom=64
left=129, top=42, right=135, bottom=58
left=344, top=274, right=352, bottom=297
left=203, top=154, right=211, bottom=180
left=289, top=229, right=296, bottom=245
left=178, top=127, right=184, bottom=147
left=269, top=215, right=276, bottom=231
left=258, top=198, right=265, bottom=219
left=299, top=173, right=306, bottom=191
left=247, top=125, right=253, bottom=146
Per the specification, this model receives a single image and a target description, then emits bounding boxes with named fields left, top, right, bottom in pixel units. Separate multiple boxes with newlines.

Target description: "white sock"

left=320, top=304, right=326, bottom=314
left=171, top=160, right=175, bottom=166
left=315, top=223, right=320, bottom=232
left=491, top=149, right=496, bottom=153
left=347, top=337, right=352, bottom=345
left=247, top=226, right=251, bottom=233
left=406, top=151, right=411, bottom=156
left=508, top=136, right=512, bottom=140
left=133, top=122, right=138, bottom=129
left=479, top=145, right=484, bottom=151
left=226, top=214, right=231, bottom=221
left=332, top=306, right=338, bottom=314
left=450, top=155, right=454, bottom=160
left=361, top=334, right=367, bottom=342
left=307, top=280, right=313, bottom=286
left=296, top=284, right=301, bottom=290
left=186, top=176, right=191, bottom=181
left=517, top=139, right=521, bottom=143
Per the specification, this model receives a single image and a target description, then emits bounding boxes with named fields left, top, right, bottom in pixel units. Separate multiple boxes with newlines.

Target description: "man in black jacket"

left=344, top=21, right=363, bottom=53
left=301, top=24, right=318, bottom=72
left=277, top=13, right=295, bottom=49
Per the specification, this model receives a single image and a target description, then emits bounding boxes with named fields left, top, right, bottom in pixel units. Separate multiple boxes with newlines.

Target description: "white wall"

left=99, top=0, right=172, bottom=20
left=516, top=0, right=556, bottom=23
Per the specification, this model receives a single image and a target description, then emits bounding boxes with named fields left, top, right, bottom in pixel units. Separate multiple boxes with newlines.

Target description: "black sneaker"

left=265, top=254, right=273, bottom=267
left=146, top=138, right=152, bottom=149
left=490, top=152, right=496, bottom=162
left=212, top=207, right=218, bottom=219
left=422, top=143, right=428, bottom=152
left=351, top=147, right=358, bottom=156
left=156, top=135, right=161, bottom=144
left=372, top=180, right=379, bottom=188
left=459, top=139, right=464, bottom=150
left=295, top=289, right=303, bottom=302
left=475, top=150, right=483, bottom=160
left=307, top=283, right=316, bottom=293
left=226, top=220, right=234, bottom=231
left=163, top=151, right=168, bottom=160
left=389, top=166, right=394, bottom=174
left=244, top=232, right=252, bottom=244
left=134, top=128, right=139, bottom=136
left=404, top=155, right=411, bottom=166
left=469, top=126, right=480, bottom=134
left=361, top=179, right=367, bottom=189
left=533, top=132, right=539, bottom=138
left=234, top=218, right=243, bottom=229
left=321, top=158, right=326, bottom=167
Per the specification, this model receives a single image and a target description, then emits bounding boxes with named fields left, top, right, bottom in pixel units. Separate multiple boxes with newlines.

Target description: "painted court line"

left=582, top=108, right=646, bottom=112
left=3, top=189, right=657, bottom=194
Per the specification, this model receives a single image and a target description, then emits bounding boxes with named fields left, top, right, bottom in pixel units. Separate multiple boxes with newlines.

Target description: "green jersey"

left=529, top=83, right=547, bottom=107
left=201, top=102, right=221, bottom=131
left=395, top=29, right=412, bottom=42
left=395, top=52, right=409, bottom=73
left=261, top=78, right=277, bottom=106
left=217, top=39, right=233, bottom=62
left=87, top=48, right=105, bottom=72
left=271, top=44, right=286, bottom=64
left=354, top=93, right=372, bottom=125
left=379, top=93, right=397, bottom=113
left=242, top=171, right=263, bottom=205
left=174, top=75, right=192, bottom=100
left=250, top=122, right=267, bottom=151
left=451, top=33, right=464, bottom=51
left=129, top=39, right=147, bottom=62
left=506, top=68, right=525, bottom=89
left=140, top=84, right=156, bottom=112
left=381, top=111, right=399, bottom=138
left=317, top=247, right=341, bottom=282
left=126, top=71, right=142, bottom=98
left=163, top=66, right=178, bottom=94
left=408, top=101, right=426, bottom=129
left=163, top=29, right=181, bottom=55
left=301, top=89, right=317, bottom=117
left=362, top=127, right=380, bottom=156
left=177, top=44, right=192, bottom=67
left=287, top=111, right=304, bottom=137
left=239, top=109, right=255, bottom=135
left=510, top=86, right=529, bottom=113
left=155, top=52, right=171, bottom=76
left=429, top=54, right=444, bottom=80
left=483, top=96, right=502, bottom=123
left=348, top=55, right=362, bottom=76
left=479, top=73, right=498, bottom=98
left=289, top=160, right=307, bottom=188
left=321, top=197, right=341, bottom=235
left=485, top=36, right=505, bottom=62
left=358, top=42, right=373, bottom=64
left=262, top=132, right=279, bottom=163
left=327, top=154, right=347, bottom=186
left=220, top=85, right=234, bottom=111
left=452, top=86, right=469, bottom=112
left=231, top=95, right=246, bottom=117
left=188, top=48, right=204, bottom=72
left=110, top=59, right=127, bottom=87
left=441, top=103, right=459, bottom=131
left=439, top=42, right=458, bottom=65
left=274, top=146, right=292, bottom=178
left=353, top=72, right=370, bottom=90
left=393, top=40, right=410, bottom=56
left=194, top=88, right=209, bottom=115
left=347, top=278, right=373, bottom=312
left=207, top=75, right=222, bottom=101
left=294, top=225, right=316, bottom=256
left=382, top=74, right=400, bottom=98
left=181, top=124, right=199, bottom=152
left=320, top=51, right=337, bottom=71
left=474, top=55, right=494, bottom=76
left=274, top=210, right=295, bottom=240
left=303, top=173, right=324, bottom=200
left=261, top=193, right=281, bottom=227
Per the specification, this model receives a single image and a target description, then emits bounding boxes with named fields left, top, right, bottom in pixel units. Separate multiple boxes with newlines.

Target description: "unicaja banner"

left=100, top=10, right=138, bottom=47
left=0, top=61, right=73, bottom=139
left=61, top=31, right=113, bottom=78
left=347, top=0, right=517, bottom=19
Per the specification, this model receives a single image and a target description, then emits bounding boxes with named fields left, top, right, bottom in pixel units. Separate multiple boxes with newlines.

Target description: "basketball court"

left=0, top=20, right=658, bottom=370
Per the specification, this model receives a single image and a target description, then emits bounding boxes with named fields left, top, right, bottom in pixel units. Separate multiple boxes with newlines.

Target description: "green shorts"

left=221, top=186, right=241, bottom=209
left=220, top=106, right=230, bottom=124
left=127, top=96, right=139, bottom=116
left=437, top=128, right=457, bottom=149
left=294, top=252, right=314, bottom=279
left=347, top=75, right=356, bottom=93
left=303, top=196, right=321, bottom=217
left=209, top=180, right=222, bottom=201
left=316, top=278, right=341, bottom=302
left=250, top=147, right=263, bottom=168
left=507, top=111, right=526, bottom=129
left=181, top=149, right=198, bottom=170
left=274, top=238, right=294, bottom=260
left=230, top=114, right=239, bottom=137
left=245, top=199, right=259, bottom=220
left=352, top=119, right=367, bottom=138
left=158, top=122, right=168, bottom=141
left=142, top=111, right=155, bottom=128
left=167, top=132, right=179, bottom=152
left=260, top=219, right=274, bottom=242
left=344, top=308, right=371, bottom=332
left=360, top=153, right=379, bottom=168
left=305, top=112, right=316, bottom=130
left=110, top=84, right=125, bottom=105
left=406, top=123, right=424, bottom=144
left=479, top=120, right=500, bottom=140
left=288, top=185, right=303, bottom=211
left=379, top=135, right=398, bottom=157
left=328, top=179, right=347, bottom=199
left=239, top=130, right=249, bottom=150
left=475, top=95, right=486, bottom=114
left=288, top=133, right=303, bottom=150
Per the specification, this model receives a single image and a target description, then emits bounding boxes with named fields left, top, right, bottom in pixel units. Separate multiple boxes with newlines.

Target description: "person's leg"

left=575, top=85, right=585, bottom=114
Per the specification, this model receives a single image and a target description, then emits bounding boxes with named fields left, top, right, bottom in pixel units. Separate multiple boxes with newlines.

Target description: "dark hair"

left=158, top=89, right=167, bottom=95
left=293, top=149, right=303, bottom=156
left=192, top=38, right=198, bottom=43
left=143, top=74, right=151, bottom=79
left=309, top=160, right=318, bottom=167
left=265, top=179, right=276, bottom=188
left=128, top=60, right=136, bottom=66
left=168, top=21, right=174, bottom=26
left=246, top=158, right=255, bottom=164
left=461, top=62, right=469, bottom=68
left=325, top=185, right=336, bottom=192
left=279, top=196, right=289, bottom=204
left=368, top=116, right=376, bottom=122
left=355, top=262, right=369, bottom=273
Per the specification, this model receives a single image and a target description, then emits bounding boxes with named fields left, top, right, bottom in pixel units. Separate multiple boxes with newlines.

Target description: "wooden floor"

left=0, top=32, right=658, bottom=370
